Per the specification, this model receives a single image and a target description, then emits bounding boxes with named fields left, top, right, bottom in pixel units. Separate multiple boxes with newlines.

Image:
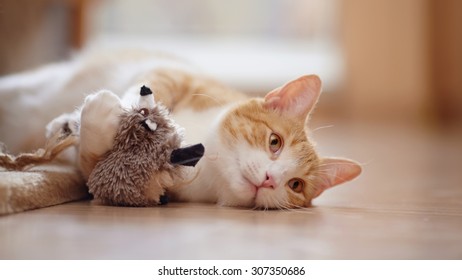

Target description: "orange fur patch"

left=139, top=68, right=246, bottom=111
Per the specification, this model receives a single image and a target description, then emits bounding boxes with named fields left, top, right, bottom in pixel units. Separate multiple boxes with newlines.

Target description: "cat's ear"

left=264, top=75, right=322, bottom=119
left=313, top=158, right=362, bottom=198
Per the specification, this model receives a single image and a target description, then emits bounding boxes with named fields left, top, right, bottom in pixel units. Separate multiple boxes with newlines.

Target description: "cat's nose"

left=258, top=173, right=276, bottom=189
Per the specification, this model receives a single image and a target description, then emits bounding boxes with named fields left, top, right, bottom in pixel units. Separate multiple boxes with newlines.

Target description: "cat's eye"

left=288, top=178, right=304, bottom=193
left=269, top=133, right=283, bottom=154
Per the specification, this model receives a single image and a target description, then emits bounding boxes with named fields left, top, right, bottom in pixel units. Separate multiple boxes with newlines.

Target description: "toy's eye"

left=139, top=108, right=149, bottom=116
left=287, top=178, right=304, bottom=193
left=269, top=133, right=283, bottom=154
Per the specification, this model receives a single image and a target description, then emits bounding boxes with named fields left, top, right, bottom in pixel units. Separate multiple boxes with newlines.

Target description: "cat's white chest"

left=170, top=106, right=232, bottom=203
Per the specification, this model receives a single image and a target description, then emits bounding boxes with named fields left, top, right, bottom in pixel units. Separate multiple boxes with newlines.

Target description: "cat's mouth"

left=240, top=175, right=283, bottom=209
left=241, top=175, right=270, bottom=200
left=242, top=176, right=258, bottom=195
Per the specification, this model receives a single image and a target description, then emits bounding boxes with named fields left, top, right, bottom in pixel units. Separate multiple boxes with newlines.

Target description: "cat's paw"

left=80, top=90, right=123, bottom=141
left=79, top=90, right=124, bottom=179
left=45, top=110, right=80, bottom=139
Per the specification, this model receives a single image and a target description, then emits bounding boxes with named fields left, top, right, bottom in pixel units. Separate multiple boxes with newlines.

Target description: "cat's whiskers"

left=317, top=160, right=370, bottom=168
left=315, top=169, right=350, bottom=182
left=276, top=200, right=303, bottom=212
left=310, top=124, right=335, bottom=134
left=203, top=151, right=220, bottom=161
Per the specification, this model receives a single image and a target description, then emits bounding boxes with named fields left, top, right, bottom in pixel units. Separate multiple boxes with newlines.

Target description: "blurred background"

left=1, top=0, right=461, bottom=126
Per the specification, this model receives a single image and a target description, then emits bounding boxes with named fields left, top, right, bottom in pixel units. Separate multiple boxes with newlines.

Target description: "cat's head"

left=214, top=75, right=361, bottom=209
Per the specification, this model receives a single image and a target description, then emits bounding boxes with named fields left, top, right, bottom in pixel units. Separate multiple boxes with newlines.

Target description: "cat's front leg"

left=79, top=90, right=124, bottom=179
left=44, top=110, right=81, bottom=165
left=45, top=110, right=81, bottom=140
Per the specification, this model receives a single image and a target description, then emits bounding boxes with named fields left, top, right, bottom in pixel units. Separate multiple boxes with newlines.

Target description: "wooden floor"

left=1, top=120, right=461, bottom=259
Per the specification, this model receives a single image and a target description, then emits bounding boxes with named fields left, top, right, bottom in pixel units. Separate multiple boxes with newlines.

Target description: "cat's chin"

left=224, top=177, right=282, bottom=209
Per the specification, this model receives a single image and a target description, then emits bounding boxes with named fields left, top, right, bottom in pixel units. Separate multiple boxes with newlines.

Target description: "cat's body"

left=0, top=49, right=361, bottom=209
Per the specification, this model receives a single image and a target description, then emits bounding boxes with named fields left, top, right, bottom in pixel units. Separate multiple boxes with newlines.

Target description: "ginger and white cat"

left=0, top=49, right=361, bottom=209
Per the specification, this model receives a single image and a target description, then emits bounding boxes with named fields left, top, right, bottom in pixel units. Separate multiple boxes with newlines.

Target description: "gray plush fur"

left=87, top=104, right=185, bottom=206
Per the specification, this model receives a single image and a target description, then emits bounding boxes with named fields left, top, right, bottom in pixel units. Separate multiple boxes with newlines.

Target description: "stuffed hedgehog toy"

left=86, top=86, right=204, bottom=206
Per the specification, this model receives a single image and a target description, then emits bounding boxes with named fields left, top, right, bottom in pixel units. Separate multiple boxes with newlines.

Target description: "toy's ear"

left=139, top=85, right=156, bottom=109
left=170, top=144, right=205, bottom=167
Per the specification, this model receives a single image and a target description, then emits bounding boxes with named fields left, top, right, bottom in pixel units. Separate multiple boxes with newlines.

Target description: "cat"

left=0, top=48, right=361, bottom=209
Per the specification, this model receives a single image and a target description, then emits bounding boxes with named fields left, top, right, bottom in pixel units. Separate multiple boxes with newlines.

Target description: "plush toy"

left=86, top=86, right=204, bottom=206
